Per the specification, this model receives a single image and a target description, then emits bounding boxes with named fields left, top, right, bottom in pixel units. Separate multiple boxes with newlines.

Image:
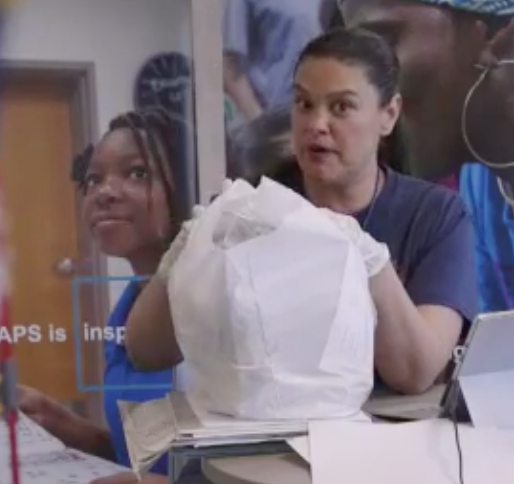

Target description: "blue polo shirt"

left=103, top=281, right=173, bottom=475
left=459, top=162, right=514, bottom=311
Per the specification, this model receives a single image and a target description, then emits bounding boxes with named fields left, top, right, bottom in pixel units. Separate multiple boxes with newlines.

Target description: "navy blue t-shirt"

left=354, top=167, right=478, bottom=327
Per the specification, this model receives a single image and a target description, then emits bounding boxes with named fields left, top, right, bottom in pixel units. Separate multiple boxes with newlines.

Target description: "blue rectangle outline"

left=72, top=275, right=172, bottom=392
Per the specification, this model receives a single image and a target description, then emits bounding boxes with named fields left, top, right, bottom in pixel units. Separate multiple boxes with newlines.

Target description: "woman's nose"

left=306, top=110, right=330, bottom=134
left=95, top=179, right=122, bottom=205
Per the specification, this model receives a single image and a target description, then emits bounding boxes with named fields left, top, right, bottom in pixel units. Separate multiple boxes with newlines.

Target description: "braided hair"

left=71, top=107, right=194, bottom=238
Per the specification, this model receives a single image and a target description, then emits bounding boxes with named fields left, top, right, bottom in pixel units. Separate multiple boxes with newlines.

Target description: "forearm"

left=52, top=409, right=115, bottom=460
left=223, top=54, right=262, bottom=120
left=370, top=263, right=454, bottom=394
left=125, top=277, right=183, bottom=371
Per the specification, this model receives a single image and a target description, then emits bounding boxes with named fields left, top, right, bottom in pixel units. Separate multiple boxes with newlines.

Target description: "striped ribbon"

left=0, top=182, right=19, bottom=484
left=0, top=6, right=19, bottom=484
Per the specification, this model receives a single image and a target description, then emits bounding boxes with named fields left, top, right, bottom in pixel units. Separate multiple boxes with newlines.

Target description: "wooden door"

left=0, top=76, right=85, bottom=402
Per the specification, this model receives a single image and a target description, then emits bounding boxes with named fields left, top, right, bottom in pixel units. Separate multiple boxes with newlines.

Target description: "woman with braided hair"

left=16, top=106, right=195, bottom=479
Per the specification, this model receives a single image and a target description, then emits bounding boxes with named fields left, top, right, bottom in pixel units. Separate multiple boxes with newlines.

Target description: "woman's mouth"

left=306, top=144, right=338, bottom=161
left=92, top=216, right=131, bottom=230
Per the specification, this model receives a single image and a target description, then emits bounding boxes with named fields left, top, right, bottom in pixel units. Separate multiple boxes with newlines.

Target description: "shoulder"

left=392, top=170, right=466, bottom=210
left=388, top=170, right=471, bottom=235
left=383, top=171, right=478, bottom=322
left=372, top=169, right=474, bottom=285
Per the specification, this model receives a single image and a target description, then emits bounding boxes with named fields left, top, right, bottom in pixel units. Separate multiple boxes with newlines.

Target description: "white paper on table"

left=308, top=418, right=514, bottom=484
left=287, top=437, right=311, bottom=463
left=459, top=370, right=514, bottom=430
left=0, top=412, right=64, bottom=461
left=286, top=413, right=371, bottom=464
left=174, top=362, right=189, bottom=392
left=0, top=449, right=127, bottom=484
left=0, top=416, right=127, bottom=484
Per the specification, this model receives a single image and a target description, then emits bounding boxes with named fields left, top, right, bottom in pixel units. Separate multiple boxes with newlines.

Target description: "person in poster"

left=223, top=0, right=342, bottom=178
left=222, top=0, right=325, bottom=124
left=331, top=0, right=514, bottom=313
left=226, top=0, right=514, bottom=313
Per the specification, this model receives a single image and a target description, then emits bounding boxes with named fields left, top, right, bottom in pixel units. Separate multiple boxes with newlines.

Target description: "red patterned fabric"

left=0, top=182, right=19, bottom=484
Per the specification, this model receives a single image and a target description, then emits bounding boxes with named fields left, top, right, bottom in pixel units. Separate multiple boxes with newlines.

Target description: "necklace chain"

left=361, top=167, right=381, bottom=231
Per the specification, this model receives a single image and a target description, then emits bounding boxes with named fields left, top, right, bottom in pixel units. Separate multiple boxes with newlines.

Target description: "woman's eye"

left=129, top=166, right=149, bottom=180
left=294, top=97, right=311, bottom=111
left=332, top=101, right=352, bottom=115
left=84, top=173, right=101, bottom=190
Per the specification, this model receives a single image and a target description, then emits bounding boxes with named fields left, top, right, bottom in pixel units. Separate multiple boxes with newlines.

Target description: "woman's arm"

left=368, top=197, right=477, bottom=394
left=223, top=54, right=263, bottom=121
left=56, top=412, right=115, bottom=460
left=370, top=264, right=463, bottom=394
left=18, top=385, right=115, bottom=461
left=124, top=212, right=204, bottom=371
left=221, top=0, right=262, bottom=120
left=125, top=199, right=222, bottom=372
left=124, top=277, right=182, bottom=371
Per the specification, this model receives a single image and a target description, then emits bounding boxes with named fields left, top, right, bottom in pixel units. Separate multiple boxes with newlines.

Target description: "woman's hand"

left=125, top=179, right=235, bottom=371
left=156, top=179, right=234, bottom=284
left=18, top=385, right=114, bottom=460
left=321, top=209, right=390, bottom=277
left=156, top=204, right=205, bottom=284
left=18, top=385, right=74, bottom=437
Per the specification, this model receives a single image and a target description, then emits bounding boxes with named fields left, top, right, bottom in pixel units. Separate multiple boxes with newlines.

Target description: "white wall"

left=1, top=0, right=193, bottom=306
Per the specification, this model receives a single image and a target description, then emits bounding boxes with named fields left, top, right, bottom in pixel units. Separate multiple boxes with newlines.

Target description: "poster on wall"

left=222, top=0, right=335, bottom=179
left=338, top=0, right=514, bottom=314
left=221, top=0, right=514, bottom=314
left=133, top=51, right=197, bottom=220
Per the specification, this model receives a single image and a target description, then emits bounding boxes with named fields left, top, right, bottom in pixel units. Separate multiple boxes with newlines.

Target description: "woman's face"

left=82, top=128, right=172, bottom=261
left=341, top=0, right=487, bottom=179
left=291, top=56, right=400, bottom=187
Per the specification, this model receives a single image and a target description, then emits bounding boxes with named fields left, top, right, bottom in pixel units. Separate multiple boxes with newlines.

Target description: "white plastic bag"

left=168, top=178, right=375, bottom=421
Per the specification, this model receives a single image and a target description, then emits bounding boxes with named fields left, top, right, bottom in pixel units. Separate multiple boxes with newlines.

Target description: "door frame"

left=1, top=60, right=109, bottom=419
left=192, top=0, right=227, bottom=203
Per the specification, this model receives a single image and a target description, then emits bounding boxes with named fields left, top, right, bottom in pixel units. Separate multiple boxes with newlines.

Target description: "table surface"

left=202, top=387, right=446, bottom=484
left=203, top=454, right=311, bottom=484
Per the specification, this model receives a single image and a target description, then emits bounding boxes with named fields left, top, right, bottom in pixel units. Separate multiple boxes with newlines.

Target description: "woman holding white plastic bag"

left=126, top=27, right=477, bottom=399
left=119, top=26, right=478, bottom=484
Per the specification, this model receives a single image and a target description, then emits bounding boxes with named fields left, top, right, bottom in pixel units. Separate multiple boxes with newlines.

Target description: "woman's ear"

left=380, top=93, right=402, bottom=137
left=475, top=18, right=514, bottom=68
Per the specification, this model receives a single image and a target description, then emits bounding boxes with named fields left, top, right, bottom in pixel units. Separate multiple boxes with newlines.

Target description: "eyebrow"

left=293, top=83, right=358, bottom=99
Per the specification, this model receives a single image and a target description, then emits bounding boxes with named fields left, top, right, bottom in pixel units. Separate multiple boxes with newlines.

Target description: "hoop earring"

left=461, top=59, right=514, bottom=170
left=462, top=59, right=514, bottom=210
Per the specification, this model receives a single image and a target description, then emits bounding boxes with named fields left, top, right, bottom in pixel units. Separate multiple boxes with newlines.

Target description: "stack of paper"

left=0, top=412, right=127, bottom=484
left=119, top=392, right=308, bottom=476
left=305, top=419, right=514, bottom=484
